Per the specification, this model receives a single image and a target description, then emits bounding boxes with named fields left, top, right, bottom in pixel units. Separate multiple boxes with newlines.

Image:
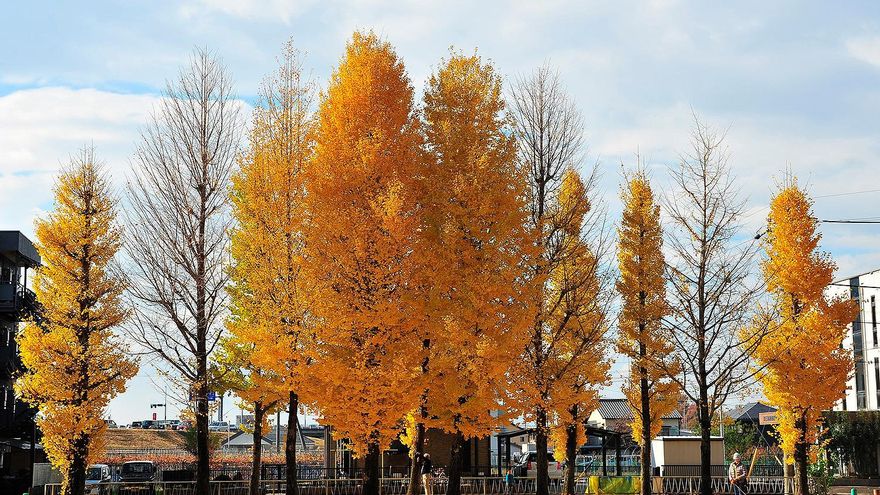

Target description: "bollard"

left=851, top=488, right=857, bottom=495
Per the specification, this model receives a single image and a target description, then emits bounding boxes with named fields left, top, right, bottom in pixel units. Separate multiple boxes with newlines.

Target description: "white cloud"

left=846, top=36, right=880, bottom=67
left=0, top=87, right=161, bottom=234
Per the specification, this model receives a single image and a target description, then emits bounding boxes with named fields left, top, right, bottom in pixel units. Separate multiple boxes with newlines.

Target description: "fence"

left=42, top=475, right=797, bottom=495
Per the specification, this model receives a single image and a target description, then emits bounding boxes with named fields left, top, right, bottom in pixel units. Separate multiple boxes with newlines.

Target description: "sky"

left=3, top=0, right=880, bottom=424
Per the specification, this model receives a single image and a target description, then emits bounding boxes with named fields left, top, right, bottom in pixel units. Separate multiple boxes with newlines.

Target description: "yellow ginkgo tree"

left=16, top=149, right=138, bottom=495
left=753, top=179, right=857, bottom=495
left=304, top=31, right=424, bottom=495
left=415, top=50, right=533, bottom=495
left=616, top=170, right=680, bottom=495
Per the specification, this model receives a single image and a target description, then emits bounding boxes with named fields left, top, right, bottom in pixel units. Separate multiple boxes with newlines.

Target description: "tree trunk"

left=447, top=431, right=466, bottom=495
left=535, top=407, right=549, bottom=495
left=563, top=414, right=577, bottom=495
left=65, top=435, right=89, bottom=495
left=287, top=391, right=299, bottom=495
left=407, top=419, right=426, bottom=495
left=794, top=415, right=809, bottom=495
left=196, top=377, right=211, bottom=495
left=251, top=403, right=265, bottom=495
left=639, top=342, right=652, bottom=495
left=698, top=403, right=712, bottom=495
left=364, top=440, right=381, bottom=495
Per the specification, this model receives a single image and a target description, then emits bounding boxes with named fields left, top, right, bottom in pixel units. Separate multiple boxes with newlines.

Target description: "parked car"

left=140, top=420, right=161, bottom=429
left=130, top=421, right=142, bottom=429
left=162, top=419, right=181, bottom=430
left=178, top=420, right=193, bottom=430
left=209, top=421, right=232, bottom=432
left=119, top=461, right=158, bottom=494
left=514, top=452, right=564, bottom=479
left=86, top=464, right=111, bottom=495
left=104, top=419, right=118, bottom=429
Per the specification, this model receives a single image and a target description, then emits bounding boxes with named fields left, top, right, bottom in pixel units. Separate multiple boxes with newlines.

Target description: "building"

left=830, top=268, right=880, bottom=411
left=588, top=398, right=683, bottom=435
left=724, top=401, right=778, bottom=447
left=0, top=231, right=41, bottom=492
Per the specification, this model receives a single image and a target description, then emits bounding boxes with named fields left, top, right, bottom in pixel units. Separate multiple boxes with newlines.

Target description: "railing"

left=44, top=475, right=796, bottom=495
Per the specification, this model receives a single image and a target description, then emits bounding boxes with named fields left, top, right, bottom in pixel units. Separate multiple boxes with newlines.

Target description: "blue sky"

left=3, top=0, right=880, bottom=423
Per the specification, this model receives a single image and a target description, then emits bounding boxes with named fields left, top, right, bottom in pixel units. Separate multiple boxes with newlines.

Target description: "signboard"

left=758, top=412, right=778, bottom=425
left=152, top=412, right=157, bottom=421
left=207, top=391, right=217, bottom=401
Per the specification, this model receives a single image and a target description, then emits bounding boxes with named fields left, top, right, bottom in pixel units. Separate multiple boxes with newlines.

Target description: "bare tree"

left=511, top=64, right=613, bottom=495
left=125, top=49, right=241, bottom=495
left=662, top=117, right=767, bottom=495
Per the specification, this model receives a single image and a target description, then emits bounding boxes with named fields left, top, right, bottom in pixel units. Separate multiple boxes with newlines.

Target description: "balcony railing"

left=0, top=283, right=36, bottom=316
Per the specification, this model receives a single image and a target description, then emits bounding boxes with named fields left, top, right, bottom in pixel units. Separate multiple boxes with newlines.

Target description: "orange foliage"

left=753, top=180, right=857, bottom=468
left=419, top=50, right=533, bottom=440
left=16, top=150, right=138, bottom=495
left=616, top=171, right=680, bottom=444
left=304, top=31, right=425, bottom=455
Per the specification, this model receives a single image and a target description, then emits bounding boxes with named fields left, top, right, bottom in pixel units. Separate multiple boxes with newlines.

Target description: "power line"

left=820, top=219, right=880, bottom=224
left=815, top=188, right=880, bottom=199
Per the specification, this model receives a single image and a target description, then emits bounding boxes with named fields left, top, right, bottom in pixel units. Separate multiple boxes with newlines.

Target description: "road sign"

left=207, top=391, right=217, bottom=401
left=152, top=412, right=157, bottom=421
left=758, top=411, right=778, bottom=425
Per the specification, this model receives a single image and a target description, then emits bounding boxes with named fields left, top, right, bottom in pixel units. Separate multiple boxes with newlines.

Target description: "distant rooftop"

left=596, top=398, right=682, bottom=420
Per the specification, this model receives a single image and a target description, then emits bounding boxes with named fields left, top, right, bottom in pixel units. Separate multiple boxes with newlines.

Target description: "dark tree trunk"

left=447, top=431, right=466, bottom=495
left=364, top=441, right=381, bottom=495
left=251, top=403, right=265, bottom=495
left=535, top=407, right=549, bottom=495
left=407, top=419, right=426, bottom=495
left=409, top=342, right=430, bottom=495
left=196, top=377, right=210, bottom=495
left=698, top=402, right=712, bottom=495
left=287, top=391, right=299, bottom=495
left=639, top=340, right=652, bottom=495
left=794, top=415, right=809, bottom=495
left=562, top=412, right=578, bottom=495
left=66, top=435, right=89, bottom=495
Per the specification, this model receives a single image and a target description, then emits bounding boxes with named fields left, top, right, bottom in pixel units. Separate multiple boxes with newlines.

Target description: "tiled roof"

left=725, top=402, right=776, bottom=422
left=596, top=399, right=682, bottom=420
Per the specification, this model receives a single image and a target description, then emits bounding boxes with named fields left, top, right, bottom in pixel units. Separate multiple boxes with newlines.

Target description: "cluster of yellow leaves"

left=616, top=171, right=680, bottom=444
left=226, top=40, right=315, bottom=417
left=16, top=154, right=138, bottom=491
left=419, top=51, right=534, bottom=441
left=303, top=32, right=426, bottom=454
left=753, top=181, right=857, bottom=460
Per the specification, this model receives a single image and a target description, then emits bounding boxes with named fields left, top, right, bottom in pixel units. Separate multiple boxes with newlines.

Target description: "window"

left=875, top=358, right=880, bottom=409
left=873, top=296, right=877, bottom=347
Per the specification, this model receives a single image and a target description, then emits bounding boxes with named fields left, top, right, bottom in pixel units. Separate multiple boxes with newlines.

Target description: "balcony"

left=0, top=283, right=37, bottom=317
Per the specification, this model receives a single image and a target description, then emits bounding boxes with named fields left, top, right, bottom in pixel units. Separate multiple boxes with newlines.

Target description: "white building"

left=831, top=268, right=880, bottom=411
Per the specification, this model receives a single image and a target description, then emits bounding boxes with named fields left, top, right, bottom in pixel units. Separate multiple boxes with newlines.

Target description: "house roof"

left=223, top=431, right=274, bottom=447
left=596, top=399, right=682, bottom=420
left=725, top=402, right=776, bottom=422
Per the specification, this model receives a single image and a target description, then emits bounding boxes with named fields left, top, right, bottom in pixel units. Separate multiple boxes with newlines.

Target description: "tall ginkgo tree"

left=415, top=51, right=533, bottom=495
left=17, top=149, right=138, bottom=495
left=616, top=169, right=679, bottom=495
left=544, top=170, right=613, bottom=495
left=305, top=31, right=424, bottom=495
left=227, top=39, right=316, bottom=495
left=753, top=179, right=857, bottom=495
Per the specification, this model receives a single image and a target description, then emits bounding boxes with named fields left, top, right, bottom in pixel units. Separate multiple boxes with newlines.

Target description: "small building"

left=221, top=431, right=275, bottom=453
left=0, top=231, right=40, bottom=495
left=588, top=399, right=683, bottom=436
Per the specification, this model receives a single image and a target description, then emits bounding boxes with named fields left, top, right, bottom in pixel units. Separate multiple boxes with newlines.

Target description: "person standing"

left=729, top=453, right=748, bottom=495
left=421, top=453, right=434, bottom=495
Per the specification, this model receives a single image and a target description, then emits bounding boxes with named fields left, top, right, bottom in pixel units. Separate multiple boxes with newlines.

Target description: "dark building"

left=0, top=231, right=41, bottom=490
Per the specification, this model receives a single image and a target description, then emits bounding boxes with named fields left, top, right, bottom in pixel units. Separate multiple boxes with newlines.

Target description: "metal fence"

left=43, top=475, right=797, bottom=495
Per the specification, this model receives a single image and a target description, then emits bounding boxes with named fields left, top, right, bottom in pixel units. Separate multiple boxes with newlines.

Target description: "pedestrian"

left=729, top=453, right=748, bottom=495
left=504, top=468, right=515, bottom=495
left=421, top=453, right=434, bottom=495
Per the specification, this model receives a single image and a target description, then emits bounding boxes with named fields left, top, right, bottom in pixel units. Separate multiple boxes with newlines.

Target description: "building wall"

left=351, top=429, right=492, bottom=475
left=832, top=269, right=880, bottom=411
